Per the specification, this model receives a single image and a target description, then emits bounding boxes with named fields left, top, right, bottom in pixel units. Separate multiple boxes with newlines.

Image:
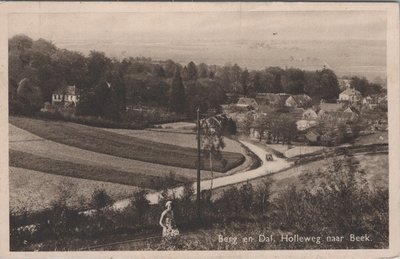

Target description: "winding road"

left=111, top=140, right=292, bottom=210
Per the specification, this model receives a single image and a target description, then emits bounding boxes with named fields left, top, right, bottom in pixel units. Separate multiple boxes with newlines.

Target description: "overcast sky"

left=9, top=11, right=386, bottom=44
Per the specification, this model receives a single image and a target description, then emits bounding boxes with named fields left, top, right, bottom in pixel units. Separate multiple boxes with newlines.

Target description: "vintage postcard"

left=0, top=2, right=399, bottom=259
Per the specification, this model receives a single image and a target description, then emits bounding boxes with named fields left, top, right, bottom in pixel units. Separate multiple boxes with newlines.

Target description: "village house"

left=343, top=106, right=359, bottom=114
left=319, top=101, right=342, bottom=112
left=52, top=85, right=80, bottom=106
left=362, top=96, right=378, bottom=109
left=255, top=93, right=289, bottom=107
left=296, top=120, right=318, bottom=131
left=362, top=96, right=373, bottom=105
left=377, top=94, right=387, bottom=104
left=319, top=111, right=358, bottom=123
left=305, top=130, right=320, bottom=144
left=338, top=88, right=362, bottom=103
left=236, top=97, right=259, bottom=110
left=302, top=108, right=318, bottom=120
left=338, top=78, right=351, bottom=91
left=285, top=94, right=312, bottom=108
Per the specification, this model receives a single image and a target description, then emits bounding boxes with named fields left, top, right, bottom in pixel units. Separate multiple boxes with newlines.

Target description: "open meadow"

left=10, top=149, right=184, bottom=189
left=103, top=128, right=241, bottom=152
left=354, top=131, right=388, bottom=145
left=9, top=124, right=204, bottom=182
left=10, top=116, right=244, bottom=172
left=9, top=167, right=140, bottom=213
left=102, top=127, right=254, bottom=173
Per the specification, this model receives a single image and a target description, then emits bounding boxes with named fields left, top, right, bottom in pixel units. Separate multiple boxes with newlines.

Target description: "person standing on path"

left=159, top=201, right=179, bottom=238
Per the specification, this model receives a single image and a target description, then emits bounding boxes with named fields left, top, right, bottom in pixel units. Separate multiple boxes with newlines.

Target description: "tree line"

left=9, top=34, right=384, bottom=122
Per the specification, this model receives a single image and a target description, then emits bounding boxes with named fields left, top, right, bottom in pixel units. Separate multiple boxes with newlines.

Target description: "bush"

left=36, top=110, right=149, bottom=129
left=10, top=156, right=388, bottom=250
left=91, top=189, right=113, bottom=211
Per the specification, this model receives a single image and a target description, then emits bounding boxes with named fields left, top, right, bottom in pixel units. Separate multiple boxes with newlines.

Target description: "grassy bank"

left=10, top=116, right=244, bottom=173
left=10, top=150, right=184, bottom=190
left=10, top=167, right=140, bottom=213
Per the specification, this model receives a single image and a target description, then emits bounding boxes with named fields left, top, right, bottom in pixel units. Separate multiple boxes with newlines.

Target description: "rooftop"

left=54, top=85, right=78, bottom=95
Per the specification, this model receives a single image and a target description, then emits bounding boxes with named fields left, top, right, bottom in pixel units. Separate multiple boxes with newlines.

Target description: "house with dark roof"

left=52, top=85, right=80, bottom=106
left=305, top=130, right=320, bottom=143
left=296, top=119, right=318, bottom=131
left=255, top=93, right=289, bottom=107
left=319, top=111, right=358, bottom=122
left=237, top=97, right=259, bottom=110
left=319, top=102, right=342, bottom=113
left=302, top=108, right=318, bottom=120
left=285, top=94, right=312, bottom=108
left=344, top=106, right=359, bottom=114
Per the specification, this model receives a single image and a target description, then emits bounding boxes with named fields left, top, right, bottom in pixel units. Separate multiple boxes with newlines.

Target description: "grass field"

left=102, top=128, right=241, bottom=153
left=102, top=128, right=254, bottom=174
left=10, top=124, right=211, bottom=182
left=10, top=150, right=186, bottom=190
left=10, top=116, right=244, bottom=173
left=354, top=131, right=388, bottom=145
left=9, top=167, right=140, bottom=213
left=284, top=146, right=325, bottom=158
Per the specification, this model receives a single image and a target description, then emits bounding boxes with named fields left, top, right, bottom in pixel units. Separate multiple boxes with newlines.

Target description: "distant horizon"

left=8, top=11, right=387, bottom=80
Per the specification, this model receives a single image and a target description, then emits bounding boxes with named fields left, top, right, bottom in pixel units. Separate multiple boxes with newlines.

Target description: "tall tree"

left=201, top=116, right=226, bottom=192
left=282, top=68, right=305, bottom=94
left=240, top=68, right=250, bottom=96
left=181, top=66, right=189, bottom=81
left=305, top=68, right=340, bottom=101
left=16, top=78, right=43, bottom=112
left=187, top=61, right=198, bottom=81
left=169, top=67, right=185, bottom=114
left=153, top=64, right=166, bottom=78
left=250, top=71, right=264, bottom=93
left=86, top=51, right=111, bottom=87
left=185, top=78, right=226, bottom=118
left=230, top=63, right=242, bottom=83
left=351, top=76, right=383, bottom=96
left=266, top=67, right=284, bottom=93
left=198, top=63, right=209, bottom=78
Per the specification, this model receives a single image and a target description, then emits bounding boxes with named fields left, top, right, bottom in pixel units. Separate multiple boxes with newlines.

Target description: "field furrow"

left=10, top=149, right=185, bottom=189
left=10, top=116, right=245, bottom=172
left=9, top=124, right=224, bottom=181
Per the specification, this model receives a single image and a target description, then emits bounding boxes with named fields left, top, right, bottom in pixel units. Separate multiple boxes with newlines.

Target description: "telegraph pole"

left=196, top=108, right=201, bottom=224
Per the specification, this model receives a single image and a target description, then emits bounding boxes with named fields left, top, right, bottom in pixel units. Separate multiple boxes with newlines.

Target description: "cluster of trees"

left=349, top=76, right=384, bottom=97
left=246, top=113, right=298, bottom=145
left=9, top=34, right=384, bottom=122
left=8, top=35, right=227, bottom=120
left=8, top=35, right=126, bottom=119
left=212, top=65, right=342, bottom=102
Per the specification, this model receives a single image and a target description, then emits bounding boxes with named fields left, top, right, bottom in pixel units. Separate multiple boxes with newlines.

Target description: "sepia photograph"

left=0, top=2, right=399, bottom=258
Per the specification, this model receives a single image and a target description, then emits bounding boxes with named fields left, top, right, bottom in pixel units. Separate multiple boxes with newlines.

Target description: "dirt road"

left=112, top=140, right=292, bottom=209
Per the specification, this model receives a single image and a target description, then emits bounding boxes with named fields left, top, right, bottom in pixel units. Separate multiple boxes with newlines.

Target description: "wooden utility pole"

left=196, top=108, right=201, bottom=224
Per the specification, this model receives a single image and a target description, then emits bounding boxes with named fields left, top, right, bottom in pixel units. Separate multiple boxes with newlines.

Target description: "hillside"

left=10, top=116, right=245, bottom=173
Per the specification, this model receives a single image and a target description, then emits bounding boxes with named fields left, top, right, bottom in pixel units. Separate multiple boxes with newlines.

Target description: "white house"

left=338, top=78, right=351, bottom=90
left=52, top=85, right=80, bottom=106
left=302, top=108, right=318, bottom=120
left=296, top=120, right=318, bottom=131
left=338, top=88, right=362, bottom=103
left=237, top=97, right=259, bottom=110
